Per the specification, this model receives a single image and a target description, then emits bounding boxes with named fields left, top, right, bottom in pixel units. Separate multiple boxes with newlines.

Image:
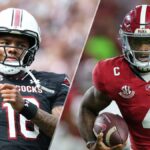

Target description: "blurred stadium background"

left=50, top=0, right=150, bottom=150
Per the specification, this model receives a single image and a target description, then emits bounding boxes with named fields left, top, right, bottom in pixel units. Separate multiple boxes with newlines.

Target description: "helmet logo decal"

left=119, top=85, right=135, bottom=99
left=135, top=28, right=150, bottom=34
left=12, top=9, right=22, bottom=28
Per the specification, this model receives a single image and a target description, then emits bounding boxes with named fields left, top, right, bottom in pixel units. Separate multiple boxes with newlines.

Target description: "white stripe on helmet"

left=140, top=5, right=147, bottom=28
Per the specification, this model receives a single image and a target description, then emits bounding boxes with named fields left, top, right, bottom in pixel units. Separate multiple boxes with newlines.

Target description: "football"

left=93, top=112, right=129, bottom=147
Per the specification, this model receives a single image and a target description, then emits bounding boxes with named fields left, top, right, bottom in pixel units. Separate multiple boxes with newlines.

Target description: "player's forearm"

left=31, top=108, right=58, bottom=137
left=79, top=104, right=97, bottom=143
left=79, top=88, right=99, bottom=142
left=78, top=87, right=111, bottom=144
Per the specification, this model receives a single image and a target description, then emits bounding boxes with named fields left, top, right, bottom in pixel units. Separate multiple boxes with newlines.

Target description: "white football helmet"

left=0, top=8, right=41, bottom=74
left=120, top=5, right=150, bottom=72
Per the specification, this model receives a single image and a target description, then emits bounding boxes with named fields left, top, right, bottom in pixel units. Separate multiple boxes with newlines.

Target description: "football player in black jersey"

left=0, top=8, right=69, bottom=150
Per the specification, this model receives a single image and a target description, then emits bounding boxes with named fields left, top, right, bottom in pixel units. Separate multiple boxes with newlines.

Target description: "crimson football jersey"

left=93, top=56, right=150, bottom=150
left=0, top=70, right=69, bottom=150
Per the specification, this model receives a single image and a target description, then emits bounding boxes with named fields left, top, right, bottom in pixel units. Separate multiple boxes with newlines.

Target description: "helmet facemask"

left=0, top=33, right=39, bottom=75
left=120, top=29, right=150, bottom=72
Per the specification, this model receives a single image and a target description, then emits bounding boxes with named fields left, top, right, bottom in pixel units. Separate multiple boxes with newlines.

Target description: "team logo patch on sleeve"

left=62, top=77, right=70, bottom=87
left=119, top=85, right=135, bottom=99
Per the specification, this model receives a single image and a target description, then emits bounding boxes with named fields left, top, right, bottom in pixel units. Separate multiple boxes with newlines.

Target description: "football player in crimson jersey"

left=79, top=4, right=150, bottom=150
left=0, top=8, right=69, bottom=150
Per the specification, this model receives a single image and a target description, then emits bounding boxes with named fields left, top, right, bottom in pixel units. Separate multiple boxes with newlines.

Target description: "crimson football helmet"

left=0, top=8, right=41, bottom=74
left=120, top=5, right=150, bottom=72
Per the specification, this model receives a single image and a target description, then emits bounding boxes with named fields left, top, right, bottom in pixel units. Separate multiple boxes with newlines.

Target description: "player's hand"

left=0, top=84, right=24, bottom=112
left=90, top=133, right=125, bottom=150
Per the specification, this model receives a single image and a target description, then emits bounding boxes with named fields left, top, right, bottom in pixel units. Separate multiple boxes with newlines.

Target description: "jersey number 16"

left=2, top=97, right=39, bottom=139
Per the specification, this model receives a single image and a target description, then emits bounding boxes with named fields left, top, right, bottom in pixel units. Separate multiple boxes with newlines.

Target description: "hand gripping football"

left=93, top=112, right=129, bottom=147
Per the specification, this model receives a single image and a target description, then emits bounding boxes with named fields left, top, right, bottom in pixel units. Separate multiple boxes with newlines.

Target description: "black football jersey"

left=0, top=70, right=69, bottom=150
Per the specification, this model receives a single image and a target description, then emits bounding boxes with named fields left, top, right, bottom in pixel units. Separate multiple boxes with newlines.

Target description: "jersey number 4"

left=142, top=109, right=150, bottom=128
left=2, top=97, right=39, bottom=139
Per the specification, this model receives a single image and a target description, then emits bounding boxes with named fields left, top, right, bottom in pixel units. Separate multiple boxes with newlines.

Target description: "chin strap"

left=21, top=67, right=55, bottom=94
